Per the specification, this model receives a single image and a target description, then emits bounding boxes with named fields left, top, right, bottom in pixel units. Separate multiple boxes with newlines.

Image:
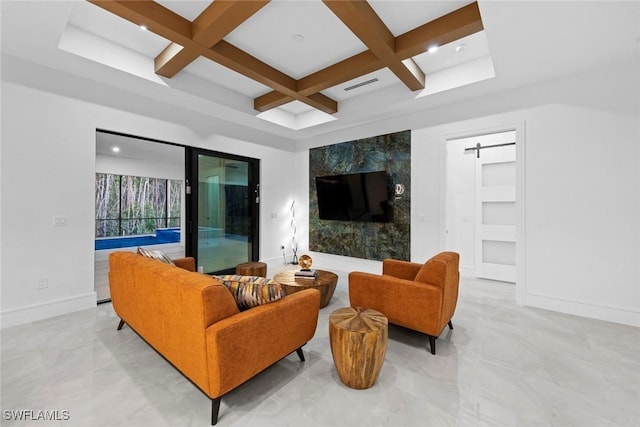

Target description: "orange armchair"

left=348, top=252, right=460, bottom=355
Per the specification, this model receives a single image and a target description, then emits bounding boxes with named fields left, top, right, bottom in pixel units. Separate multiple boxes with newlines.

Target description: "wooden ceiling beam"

left=254, top=2, right=482, bottom=113
left=88, top=1, right=192, bottom=44
left=89, top=0, right=338, bottom=114
left=298, top=51, right=383, bottom=96
left=192, top=1, right=269, bottom=46
left=254, top=91, right=295, bottom=112
left=207, top=41, right=338, bottom=114
left=155, top=43, right=193, bottom=78
left=254, top=50, right=382, bottom=112
left=155, top=1, right=270, bottom=78
left=395, top=2, right=484, bottom=59
left=89, top=1, right=482, bottom=115
left=87, top=1, right=195, bottom=77
left=322, top=0, right=424, bottom=91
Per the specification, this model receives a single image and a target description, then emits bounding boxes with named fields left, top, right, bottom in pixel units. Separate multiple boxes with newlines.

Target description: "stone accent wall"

left=309, top=130, right=410, bottom=261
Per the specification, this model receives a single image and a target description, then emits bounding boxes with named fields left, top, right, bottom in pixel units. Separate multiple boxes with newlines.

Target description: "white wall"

left=2, top=59, right=638, bottom=328
left=411, top=103, right=639, bottom=326
left=0, top=81, right=296, bottom=327
left=95, top=152, right=184, bottom=181
left=298, top=60, right=640, bottom=326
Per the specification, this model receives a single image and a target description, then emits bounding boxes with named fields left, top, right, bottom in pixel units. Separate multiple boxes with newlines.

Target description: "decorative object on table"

left=290, top=200, right=298, bottom=265
left=298, top=254, right=313, bottom=270
left=296, top=254, right=316, bottom=277
left=294, top=268, right=317, bottom=278
left=329, top=307, right=388, bottom=389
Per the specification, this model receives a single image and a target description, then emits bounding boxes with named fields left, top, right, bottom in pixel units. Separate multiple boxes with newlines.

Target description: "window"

left=95, top=173, right=182, bottom=237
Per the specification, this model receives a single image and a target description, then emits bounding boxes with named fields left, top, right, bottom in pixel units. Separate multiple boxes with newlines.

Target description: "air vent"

left=344, top=78, right=379, bottom=92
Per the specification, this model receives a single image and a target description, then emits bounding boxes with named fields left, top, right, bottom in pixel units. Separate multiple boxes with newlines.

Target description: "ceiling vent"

left=344, top=78, right=379, bottom=92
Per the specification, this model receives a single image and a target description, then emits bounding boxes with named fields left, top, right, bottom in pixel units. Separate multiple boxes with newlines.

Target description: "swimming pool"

left=95, top=228, right=181, bottom=250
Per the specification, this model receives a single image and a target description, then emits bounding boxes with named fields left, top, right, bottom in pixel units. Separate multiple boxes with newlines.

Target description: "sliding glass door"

left=186, top=148, right=259, bottom=274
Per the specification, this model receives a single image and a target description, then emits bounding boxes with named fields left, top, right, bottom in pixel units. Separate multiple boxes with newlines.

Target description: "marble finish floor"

left=2, top=275, right=639, bottom=427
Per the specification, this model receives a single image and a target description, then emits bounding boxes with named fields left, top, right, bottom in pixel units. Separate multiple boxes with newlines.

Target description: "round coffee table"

left=272, top=269, right=338, bottom=308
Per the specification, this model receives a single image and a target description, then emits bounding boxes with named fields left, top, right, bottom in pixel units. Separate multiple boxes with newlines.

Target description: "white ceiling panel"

left=322, top=68, right=399, bottom=102
left=154, top=1, right=210, bottom=21
left=279, top=100, right=315, bottom=115
left=68, top=2, right=170, bottom=57
left=414, top=30, right=490, bottom=75
left=3, top=0, right=637, bottom=139
left=184, top=56, right=270, bottom=98
left=370, top=0, right=472, bottom=36
left=225, top=1, right=367, bottom=79
left=96, top=132, right=184, bottom=164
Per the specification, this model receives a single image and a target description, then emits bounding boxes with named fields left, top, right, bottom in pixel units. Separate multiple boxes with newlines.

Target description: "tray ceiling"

left=64, top=0, right=493, bottom=129
left=3, top=1, right=637, bottom=144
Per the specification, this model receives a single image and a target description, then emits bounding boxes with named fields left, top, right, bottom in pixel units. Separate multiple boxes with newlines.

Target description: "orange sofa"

left=109, top=251, right=321, bottom=424
left=348, top=251, right=460, bottom=355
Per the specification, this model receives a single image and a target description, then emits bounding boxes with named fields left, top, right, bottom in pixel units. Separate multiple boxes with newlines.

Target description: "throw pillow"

left=214, top=274, right=286, bottom=310
left=137, top=247, right=175, bottom=266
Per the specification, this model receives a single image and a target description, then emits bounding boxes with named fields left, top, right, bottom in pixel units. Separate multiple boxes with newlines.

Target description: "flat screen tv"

left=315, top=171, right=391, bottom=223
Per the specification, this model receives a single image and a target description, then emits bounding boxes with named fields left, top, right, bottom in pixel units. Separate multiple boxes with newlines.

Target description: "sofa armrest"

left=205, top=288, right=320, bottom=398
left=349, top=271, right=442, bottom=334
left=173, top=257, right=196, bottom=272
left=382, top=259, right=423, bottom=280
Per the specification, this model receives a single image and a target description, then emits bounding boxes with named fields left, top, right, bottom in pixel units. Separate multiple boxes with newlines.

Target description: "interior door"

left=475, top=133, right=516, bottom=282
left=186, top=148, right=259, bottom=275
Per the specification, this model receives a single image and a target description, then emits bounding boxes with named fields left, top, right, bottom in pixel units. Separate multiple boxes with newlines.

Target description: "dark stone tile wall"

left=309, top=130, right=410, bottom=261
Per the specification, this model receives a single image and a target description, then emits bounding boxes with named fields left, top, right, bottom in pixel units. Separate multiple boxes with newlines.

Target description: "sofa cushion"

left=137, top=247, right=175, bottom=265
left=214, top=275, right=286, bottom=310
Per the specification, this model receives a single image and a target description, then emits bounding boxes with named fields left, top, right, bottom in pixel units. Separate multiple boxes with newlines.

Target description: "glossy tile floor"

left=2, top=275, right=639, bottom=427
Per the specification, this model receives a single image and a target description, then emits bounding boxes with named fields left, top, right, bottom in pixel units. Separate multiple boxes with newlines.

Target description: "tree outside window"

left=95, top=173, right=182, bottom=237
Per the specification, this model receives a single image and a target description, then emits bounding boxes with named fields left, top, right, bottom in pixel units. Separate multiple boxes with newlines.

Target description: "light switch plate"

left=53, top=216, right=68, bottom=226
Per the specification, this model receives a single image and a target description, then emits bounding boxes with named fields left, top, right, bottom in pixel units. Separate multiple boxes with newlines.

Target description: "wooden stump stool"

left=235, top=261, right=267, bottom=277
left=329, top=307, right=388, bottom=389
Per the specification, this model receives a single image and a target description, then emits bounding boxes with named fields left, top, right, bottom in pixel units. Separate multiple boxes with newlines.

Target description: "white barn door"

left=474, top=134, right=516, bottom=282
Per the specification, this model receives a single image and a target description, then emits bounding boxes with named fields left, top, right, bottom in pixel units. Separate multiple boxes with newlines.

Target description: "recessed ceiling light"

left=292, top=34, right=305, bottom=42
left=112, top=146, right=120, bottom=153
left=428, top=45, right=439, bottom=54
left=455, top=44, right=466, bottom=53
left=140, top=25, right=147, bottom=31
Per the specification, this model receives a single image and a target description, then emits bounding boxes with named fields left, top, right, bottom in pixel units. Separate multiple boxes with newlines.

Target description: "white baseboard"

left=459, top=265, right=475, bottom=278
left=262, top=252, right=381, bottom=274
left=267, top=254, right=639, bottom=328
left=0, top=292, right=97, bottom=329
left=524, top=293, right=640, bottom=327
left=307, top=252, right=382, bottom=275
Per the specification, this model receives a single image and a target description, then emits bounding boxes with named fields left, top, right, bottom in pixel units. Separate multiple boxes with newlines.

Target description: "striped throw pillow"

left=214, top=275, right=286, bottom=310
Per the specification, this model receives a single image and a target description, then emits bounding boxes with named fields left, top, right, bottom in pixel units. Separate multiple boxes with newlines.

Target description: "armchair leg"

left=211, top=397, right=221, bottom=425
left=117, top=319, right=125, bottom=331
left=448, top=320, right=453, bottom=330
left=295, top=347, right=305, bottom=362
left=428, top=336, right=436, bottom=355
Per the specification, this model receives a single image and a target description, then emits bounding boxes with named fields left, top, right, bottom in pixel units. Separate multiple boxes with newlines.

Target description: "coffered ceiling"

left=1, top=1, right=638, bottom=147
left=71, top=0, right=490, bottom=130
